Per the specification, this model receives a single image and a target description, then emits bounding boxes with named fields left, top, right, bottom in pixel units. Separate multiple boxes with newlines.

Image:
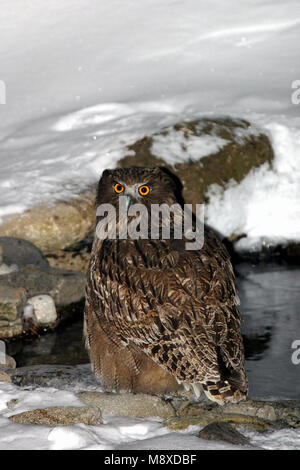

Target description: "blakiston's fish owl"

left=84, top=167, right=248, bottom=404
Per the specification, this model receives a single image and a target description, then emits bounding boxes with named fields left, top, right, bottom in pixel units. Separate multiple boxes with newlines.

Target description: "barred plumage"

left=84, top=167, right=248, bottom=404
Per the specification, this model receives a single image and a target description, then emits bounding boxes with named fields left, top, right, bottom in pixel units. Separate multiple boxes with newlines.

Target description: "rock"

left=46, top=235, right=93, bottom=274
left=0, top=369, right=11, bottom=383
left=0, top=191, right=96, bottom=254
left=0, top=352, right=16, bottom=381
left=198, top=421, right=250, bottom=446
left=6, top=399, right=19, bottom=409
left=77, top=391, right=175, bottom=419
left=164, top=412, right=272, bottom=432
left=9, top=405, right=102, bottom=426
left=0, top=244, right=2, bottom=264
left=0, top=264, right=18, bottom=275
left=0, top=285, right=27, bottom=322
left=164, top=397, right=300, bottom=432
left=0, top=319, right=23, bottom=339
left=0, top=351, right=15, bottom=381
left=0, top=237, right=49, bottom=268
left=25, top=295, right=57, bottom=325
left=222, top=399, right=300, bottom=427
left=12, top=364, right=98, bottom=389
left=119, top=118, right=274, bottom=206
left=1, top=354, right=16, bottom=369
left=0, top=266, right=85, bottom=306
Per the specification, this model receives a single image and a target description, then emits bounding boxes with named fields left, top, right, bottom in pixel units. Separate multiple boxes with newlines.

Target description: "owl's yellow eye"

left=138, top=185, right=150, bottom=196
left=114, top=183, right=124, bottom=194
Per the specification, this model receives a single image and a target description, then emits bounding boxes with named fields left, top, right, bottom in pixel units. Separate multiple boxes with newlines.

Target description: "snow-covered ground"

left=1, top=0, right=300, bottom=450
left=0, top=373, right=300, bottom=451
left=0, top=0, right=300, bottom=250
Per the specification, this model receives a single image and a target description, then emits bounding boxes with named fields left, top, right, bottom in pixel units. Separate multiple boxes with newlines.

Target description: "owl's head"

left=97, top=167, right=180, bottom=209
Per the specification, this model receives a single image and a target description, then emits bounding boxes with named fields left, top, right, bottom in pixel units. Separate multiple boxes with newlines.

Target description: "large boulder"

left=0, top=191, right=96, bottom=254
left=119, top=117, right=274, bottom=206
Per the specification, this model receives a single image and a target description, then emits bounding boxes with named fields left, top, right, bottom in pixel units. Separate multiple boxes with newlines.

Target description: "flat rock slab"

left=9, top=405, right=102, bottom=426
left=198, top=421, right=250, bottom=446
left=0, top=266, right=85, bottom=306
left=77, top=391, right=175, bottom=419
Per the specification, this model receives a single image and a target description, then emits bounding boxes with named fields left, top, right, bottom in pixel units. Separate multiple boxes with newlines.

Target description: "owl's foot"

left=202, top=380, right=247, bottom=406
left=181, top=382, right=203, bottom=398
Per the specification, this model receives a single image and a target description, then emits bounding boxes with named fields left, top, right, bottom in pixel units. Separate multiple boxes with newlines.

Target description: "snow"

left=206, top=121, right=300, bottom=251
left=151, top=126, right=228, bottom=165
left=1, top=380, right=300, bottom=450
left=0, top=0, right=300, bottom=250
left=0, top=0, right=300, bottom=450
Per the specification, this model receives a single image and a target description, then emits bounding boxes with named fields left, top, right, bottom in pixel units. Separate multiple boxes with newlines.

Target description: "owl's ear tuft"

left=101, top=169, right=111, bottom=178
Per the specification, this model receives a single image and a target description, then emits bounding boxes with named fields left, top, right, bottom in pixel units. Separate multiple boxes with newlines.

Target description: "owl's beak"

left=120, top=194, right=136, bottom=211
left=123, top=187, right=138, bottom=211
left=125, top=194, right=138, bottom=210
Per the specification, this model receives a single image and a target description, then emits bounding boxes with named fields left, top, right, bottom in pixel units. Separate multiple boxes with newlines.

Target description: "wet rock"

left=164, top=412, right=272, bottom=432
left=0, top=266, right=85, bottom=306
left=164, top=398, right=300, bottom=432
left=119, top=118, right=274, bottom=206
left=0, top=191, right=96, bottom=254
left=9, top=405, right=102, bottom=426
left=77, top=391, right=175, bottom=419
left=222, top=399, right=300, bottom=427
left=25, top=295, right=57, bottom=325
left=0, top=285, right=27, bottom=322
left=198, top=421, right=250, bottom=446
left=0, top=237, right=49, bottom=268
left=12, top=364, right=98, bottom=389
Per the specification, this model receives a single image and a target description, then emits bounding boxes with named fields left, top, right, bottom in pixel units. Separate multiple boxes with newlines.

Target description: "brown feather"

left=84, top=167, right=248, bottom=404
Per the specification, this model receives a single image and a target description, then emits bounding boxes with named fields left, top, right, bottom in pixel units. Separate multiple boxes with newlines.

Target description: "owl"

left=84, top=167, right=248, bottom=404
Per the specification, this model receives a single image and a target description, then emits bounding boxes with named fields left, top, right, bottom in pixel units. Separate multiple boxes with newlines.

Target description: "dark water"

left=7, top=263, right=300, bottom=399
